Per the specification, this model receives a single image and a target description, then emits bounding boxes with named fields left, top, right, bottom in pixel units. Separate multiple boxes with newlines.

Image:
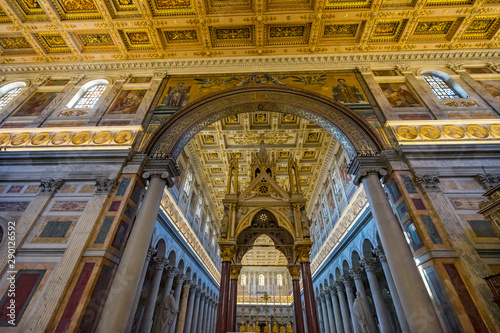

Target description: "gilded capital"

left=230, top=265, right=242, bottom=279
left=220, top=243, right=236, bottom=262
left=287, top=265, right=301, bottom=280
left=295, top=240, right=312, bottom=263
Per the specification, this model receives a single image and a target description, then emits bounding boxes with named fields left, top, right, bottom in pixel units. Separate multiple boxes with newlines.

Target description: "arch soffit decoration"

left=144, top=85, right=386, bottom=160
left=234, top=206, right=295, bottom=239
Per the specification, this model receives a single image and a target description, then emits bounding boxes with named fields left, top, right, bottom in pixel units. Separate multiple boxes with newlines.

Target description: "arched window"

left=183, top=170, right=192, bottom=194
left=277, top=274, right=283, bottom=286
left=258, top=274, right=265, bottom=286
left=67, top=79, right=108, bottom=109
left=0, top=82, right=26, bottom=110
left=241, top=274, right=247, bottom=286
left=421, top=70, right=469, bottom=100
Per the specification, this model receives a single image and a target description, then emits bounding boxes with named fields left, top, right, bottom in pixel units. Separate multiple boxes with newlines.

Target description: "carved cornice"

left=1, top=51, right=500, bottom=74
left=39, top=178, right=62, bottom=195
left=95, top=177, right=117, bottom=195
left=415, top=173, right=441, bottom=192
left=476, top=174, right=500, bottom=190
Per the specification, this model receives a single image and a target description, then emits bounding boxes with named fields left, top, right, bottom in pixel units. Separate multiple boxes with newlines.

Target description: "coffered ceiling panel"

left=185, top=111, right=333, bottom=217
left=0, top=0, right=499, bottom=63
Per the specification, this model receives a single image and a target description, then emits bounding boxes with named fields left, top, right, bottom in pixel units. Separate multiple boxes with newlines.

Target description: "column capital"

left=340, top=275, right=354, bottom=288
left=190, top=286, right=198, bottom=295
left=332, top=281, right=344, bottom=292
left=315, top=296, right=321, bottom=303
left=165, top=266, right=178, bottom=278
left=476, top=173, right=500, bottom=190
left=287, top=265, right=301, bottom=280
left=360, top=258, right=378, bottom=272
left=175, top=274, right=186, bottom=285
left=372, top=247, right=387, bottom=262
left=146, top=246, right=157, bottom=261
left=39, top=178, right=62, bottom=196
left=230, top=264, right=242, bottom=279
left=183, top=279, right=192, bottom=287
left=415, top=173, right=441, bottom=192
left=152, top=257, right=168, bottom=270
left=295, top=239, right=313, bottom=263
left=347, top=154, right=392, bottom=186
left=219, top=243, right=236, bottom=262
left=396, top=64, right=411, bottom=74
left=95, top=177, right=117, bottom=195
left=349, top=267, right=365, bottom=280
left=327, top=285, right=336, bottom=294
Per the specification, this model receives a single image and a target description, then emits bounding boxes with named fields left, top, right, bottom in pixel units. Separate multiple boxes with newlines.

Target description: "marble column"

left=361, top=258, right=394, bottom=333
left=97, top=172, right=173, bottom=333
left=175, top=281, right=191, bottom=333
left=288, top=265, right=305, bottom=333
left=190, top=290, right=202, bottom=333
left=374, top=247, right=410, bottom=333
left=216, top=244, right=234, bottom=333
left=139, top=257, right=168, bottom=333
left=321, top=294, right=331, bottom=333
left=170, top=275, right=186, bottom=333
left=196, top=293, right=207, bottom=333
left=342, top=275, right=360, bottom=333
left=317, top=296, right=325, bottom=333
left=210, top=299, right=217, bottom=333
left=228, top=265, right=242, bottom=332
left=206, top=299, right=214, bottom=333
left=324, top=291, right=336, bottom=333
left=202, top=296, right=211, bottom=333
left=349, top=267, right=366, bottom=298
left=334, top=281, right=352, bottom=333
left=353, top=165, right=442, bottom=333
left=183, top=286, right=198, bottom=333
left=328, top=286, right=344, bottom=333
left=297, top=242, right=320, bottom=333
left=164, top=267, right=178, bottom=296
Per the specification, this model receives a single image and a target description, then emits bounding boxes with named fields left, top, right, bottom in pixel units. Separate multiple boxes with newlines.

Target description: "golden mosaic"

left=414, top=21, right=454, bottom=35
left=104, top=0, right=140, bottom=18
left=325, top=0, right=371, bottom=9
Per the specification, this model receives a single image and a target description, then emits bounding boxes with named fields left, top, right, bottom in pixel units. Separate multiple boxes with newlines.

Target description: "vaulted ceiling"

left=0, top=0, right=499, bottom=64
left=184, top=111, right=334, bottom=219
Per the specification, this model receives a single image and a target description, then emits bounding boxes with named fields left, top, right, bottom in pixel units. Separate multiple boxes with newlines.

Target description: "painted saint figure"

left=332, top=78, right=365, bottom=103
left=161, top=82, right=190, bottom=108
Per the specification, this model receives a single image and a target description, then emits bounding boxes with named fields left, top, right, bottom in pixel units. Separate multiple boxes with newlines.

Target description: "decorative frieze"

left=0, top=125, right=141, bottom=150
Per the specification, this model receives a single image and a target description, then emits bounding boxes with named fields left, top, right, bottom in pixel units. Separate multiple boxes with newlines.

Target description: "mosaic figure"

left=332, top=78, right=365, bottom=103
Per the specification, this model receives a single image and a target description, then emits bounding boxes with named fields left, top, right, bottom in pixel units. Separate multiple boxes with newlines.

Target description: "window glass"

left=73, top=83, right=107, bottom=108
left=423, top=75, right=459, bottom=99
left=0, top=87, right=22, bottom=110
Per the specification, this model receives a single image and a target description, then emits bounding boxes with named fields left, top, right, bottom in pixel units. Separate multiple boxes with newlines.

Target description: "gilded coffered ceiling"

left=0, top=0, right=498, bottom=63
left=184, top=111, right=334, bottom=218
left=241, top=235, right=289, bottom=266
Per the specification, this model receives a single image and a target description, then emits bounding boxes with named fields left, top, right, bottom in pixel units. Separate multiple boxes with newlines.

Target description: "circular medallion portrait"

left=31, top=132, right=51, bottom=146
left=397, top=126, right=418, bottom=140
left=420, top=126, right=441, bottom=140
left=92, top=131, right=112, bottom=145
left=52, top=132, right=71, bottom=145
left=113, top=131, right=133, bottom=144
left=443, top=126, right=465, bottom=139
left=490, top=124, right=500, bottom=138
left=0, top=134, right=11, bottom=146
left=11, top=133, right=31, bottom=146
left=72, top=132, right=91, bottom=145
left=466, top=125, right=489, bottom=139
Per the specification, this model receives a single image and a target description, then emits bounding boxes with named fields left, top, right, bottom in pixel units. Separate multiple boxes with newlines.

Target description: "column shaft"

left=362, top=173, right=442, bottom=332
left=343, top=278, right=360, bottom=333
left=227, top=278, right=238, bottom=332
left=328, top=288, right=344, bottom=333
left=317, top=297, right=325, bottom=333
left=325, top=292, right=336, bottom=333
left=376, top=249, right=410, bottom=333
left=216, top=261, right=231, bottom=333
left=321, top=295, right=331, bottom=333
left=292, top=279, right=305, bottom=333
left=139, top=258, right=167, bottom=333
left=196, top=294, right=206, bottom=333
left=97, top=175, right=167, bottom=333
left=183, top=288, right=197, bottom=333
left=175, top=283, right=191, bottom=333
left=190, top=291, right=202, bottom=333
left=169, top=276, right=185, bottom=333
left=301, top=262, right=320, bottom=333
left=335, top=283, right=352, bottom=333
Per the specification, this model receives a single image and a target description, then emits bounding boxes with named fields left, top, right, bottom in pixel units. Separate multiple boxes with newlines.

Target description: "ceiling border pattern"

left=0, top=50, right=499, bottom=73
